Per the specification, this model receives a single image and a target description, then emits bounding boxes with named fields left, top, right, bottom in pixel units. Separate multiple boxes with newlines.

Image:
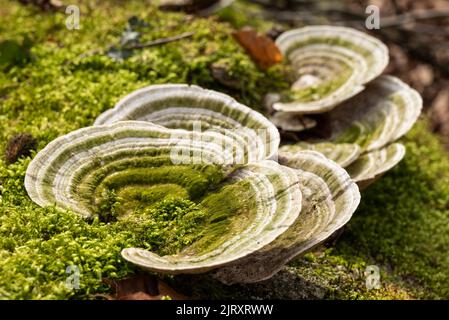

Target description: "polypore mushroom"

left=279, top=76, right=422, bottom=186
left=212, top=150, right=360, bottom=284
left=345, top=143, right=406, bottom=189
left=269, top=112, right=317, bottom=132
left=271, top=25, right=389, bottom=115
left=25, top=121, right=304, bottom=274
left=95, top=84, right=280, bottom=161
left=122, top=160, right=303, bottom=274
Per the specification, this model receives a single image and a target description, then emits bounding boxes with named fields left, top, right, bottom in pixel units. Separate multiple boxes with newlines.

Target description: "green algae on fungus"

left=280, top=142, right=361, bottom=168
left=280, top=76, right=422, bottom=186
left=331, top=76, right=422, bottom=152
left=121, top=159, right=303, bottom=274
left=280, top=71, right=352, bottom=104
left=24, top=121, right=238, bottom=218
left=212, top=150, right=360, bottom=284
left=24, top=120, right=304, bottom=274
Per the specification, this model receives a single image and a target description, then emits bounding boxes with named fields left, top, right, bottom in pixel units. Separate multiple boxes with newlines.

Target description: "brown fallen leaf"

left=5, top=133, right=37, bottom=164
left=233, top=27, right=283, bottom=70
left=103, top=274, right=188, bottom=300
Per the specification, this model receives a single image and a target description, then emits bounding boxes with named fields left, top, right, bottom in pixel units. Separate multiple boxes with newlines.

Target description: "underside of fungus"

left=272, top=25, right=389, bottom=115
left=212, top=150, right=360, bottom=284
left=95, top=84, right=280, bottom=161
left=269, top=112, right=317, bottom=132
left=279, top=76, right=422, bottom=185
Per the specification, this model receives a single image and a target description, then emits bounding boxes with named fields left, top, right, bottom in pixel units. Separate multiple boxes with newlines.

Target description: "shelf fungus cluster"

left=268, top=26, right=422, bottom=188
left=25, top=83, right=360, bottom=281
left=24, top=25, right=420, bottom=283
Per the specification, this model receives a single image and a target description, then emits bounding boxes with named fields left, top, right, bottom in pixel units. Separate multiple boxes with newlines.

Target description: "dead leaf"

left=103, top=275, right=188, bottom=300
left=233, top=27, right=283, bottom=70
left=5, top=133, right=37, bottom=164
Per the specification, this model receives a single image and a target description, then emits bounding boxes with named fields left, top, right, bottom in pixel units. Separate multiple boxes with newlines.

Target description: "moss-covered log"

left=1, top=0, right=448, bottom=299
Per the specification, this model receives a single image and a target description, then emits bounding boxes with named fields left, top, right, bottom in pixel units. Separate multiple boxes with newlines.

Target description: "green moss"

left=0, top=1, right=287, bottom=152
left=116, top=198, right=209, bottom=256
left=97, top=189, right=121, bottom=223
left=118, top=184, right=189, bottom=211
left=100, top=165, right=224, bottom=200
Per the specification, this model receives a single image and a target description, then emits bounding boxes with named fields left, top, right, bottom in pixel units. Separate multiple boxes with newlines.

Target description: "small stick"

left=76, top=31, right=195, bottom=60
left=124, top=31, right=195, bottom=50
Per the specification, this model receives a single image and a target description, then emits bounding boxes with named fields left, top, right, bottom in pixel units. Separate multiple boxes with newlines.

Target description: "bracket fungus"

left=25, top=83, right=363, bottom=280
left=23, top=25, right=420, bottom=283
left=213, top=150, right=360, bottom=284
left=25, top=120, right=306, bottom=274
left=272, top=25, right=389, bottom=115
left=95, top=84, right=280, bottom=162
left=25, top=121, right=245, bottom=218
left=269, top=112, right=317, bottom=133
left=345, top=143, right=406, bottom=189
left=279, top=75, right=422, bottom=187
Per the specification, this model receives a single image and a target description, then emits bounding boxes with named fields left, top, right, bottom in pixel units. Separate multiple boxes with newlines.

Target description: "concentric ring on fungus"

left=279, top=76, right=422, bottom=186
left=212, top=150, right=360, bottom=283
left=95, top=84, right=280, bottom=162
left=25, top=121, right=304, bottom=274
left=272, top=25, right=389, bottom=115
